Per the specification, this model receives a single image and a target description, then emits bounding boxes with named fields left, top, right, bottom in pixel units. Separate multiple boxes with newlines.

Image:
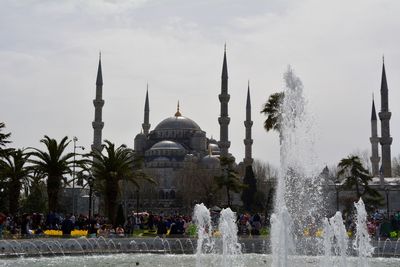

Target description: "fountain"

left=218, top=208, right=241, bottom=258
left=192, top=204, right=243, bottom=267
left=269, top=66, right=392, bottom=267
left=353, top=198, right=374, bottom=266
left=322, top=217, right=334, bottom=267
left=1, top=68, right=400, bottom=266
left=193, top=203, right=213, bottom=266
left=328, top=211, right=349, bottom=266
left=271, top=66, right=325, bottom=265
left=271, top=206, right=294, bottom=266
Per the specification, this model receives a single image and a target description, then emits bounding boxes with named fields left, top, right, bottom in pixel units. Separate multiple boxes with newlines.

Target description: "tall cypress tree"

left=115, top=204, right=125, bottom=227
left=241, top=165, right=257, bottom=212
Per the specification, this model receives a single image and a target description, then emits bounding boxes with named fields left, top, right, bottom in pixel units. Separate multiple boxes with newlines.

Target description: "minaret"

left=218, top=45, right=231, bottom=157
left=142, top=85, right=150, bottom=135
left=378, top=58, right=392, bottom=177
left=92, top=53, right=104, bottom=152
left=370, top=97, right=380, bottom=176
left=243, top=81, right=253, bottom=166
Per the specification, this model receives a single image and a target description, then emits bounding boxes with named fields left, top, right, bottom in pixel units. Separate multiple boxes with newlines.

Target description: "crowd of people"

left=1, top=209, right=400, bottom=239
left=345, top=210, right=400, bottom=238
left=0, top=210, right=265, bottom=239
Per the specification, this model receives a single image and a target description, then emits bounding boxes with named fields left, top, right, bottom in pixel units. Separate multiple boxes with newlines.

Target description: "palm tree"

left=214, top=156, right=244, bottom=207
left=21, top=170, right=47, bottom=213
left=337, top=155, right=381, bottom=207
left=29, top=136, right=74, bottom=212
left=0, top=122, right=12, bottom=156
left=90, top=140, right=154, bottom=225
left=261, top=92, right=284, bottom=142
left=0, top=149, right=31, bottom=215
left=0, top=122, right=11, bottom=147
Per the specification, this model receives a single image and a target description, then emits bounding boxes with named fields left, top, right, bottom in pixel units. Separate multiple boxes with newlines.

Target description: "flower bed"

left=43, top=229, right=88, bottom=237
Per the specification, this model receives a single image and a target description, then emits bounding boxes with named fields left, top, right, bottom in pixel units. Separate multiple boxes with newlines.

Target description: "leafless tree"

left=253, top=159, right=278, bottom=183
left=174, top=164, right=222, bottom=212
left=392, top=155, right=400, bottom=177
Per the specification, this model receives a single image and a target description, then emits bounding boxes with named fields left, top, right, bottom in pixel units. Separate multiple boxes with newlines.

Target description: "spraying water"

left=193, top=204, right=243, bottom=267
left=271, top=206, right=295, bottom=267
left=193, top=203, right=213, bottom=267
left=330, top=211, right=349, bottom=267
left=271, top=66, right=325, bottom=266
left=270, top=66, right=378, bottom=267
left=322, top=199, right=374, bottom=267
left=353, top=198, right=374, bottom=267
left=218, top=208, right=242, bottom=267
left=322, top=217, right=334, bottom=267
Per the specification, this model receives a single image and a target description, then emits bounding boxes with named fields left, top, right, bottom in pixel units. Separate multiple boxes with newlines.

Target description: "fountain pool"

left=1, top=254, right=400, bottom=267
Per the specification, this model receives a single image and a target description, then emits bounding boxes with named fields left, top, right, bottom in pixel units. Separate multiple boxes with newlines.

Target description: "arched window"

left=159, top=190, right=165, bottom=199
left=165, top=191, right=170, bottom=199
left=170, top=190, right=176, bottom=199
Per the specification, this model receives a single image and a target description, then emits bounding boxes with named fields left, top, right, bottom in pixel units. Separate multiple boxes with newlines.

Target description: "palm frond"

left=261, top=92, right=284, bottom=132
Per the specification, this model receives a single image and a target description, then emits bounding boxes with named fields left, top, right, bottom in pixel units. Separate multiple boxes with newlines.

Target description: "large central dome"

left=154, top=115, right=202, bottom=131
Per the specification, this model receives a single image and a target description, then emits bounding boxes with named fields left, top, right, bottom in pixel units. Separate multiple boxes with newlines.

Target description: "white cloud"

left=1, top=0, right=400, bottom=169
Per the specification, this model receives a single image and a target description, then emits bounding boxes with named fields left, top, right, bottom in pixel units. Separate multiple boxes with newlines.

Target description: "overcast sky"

left=1, top=0, right=399, bottom=169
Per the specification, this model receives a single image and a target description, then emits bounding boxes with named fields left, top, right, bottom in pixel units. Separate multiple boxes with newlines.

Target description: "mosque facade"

left=91, top=48, right=254, bottom=214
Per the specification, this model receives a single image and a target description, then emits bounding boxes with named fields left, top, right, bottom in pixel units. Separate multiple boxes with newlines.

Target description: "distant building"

left=92, top=48, right=254, bottom=214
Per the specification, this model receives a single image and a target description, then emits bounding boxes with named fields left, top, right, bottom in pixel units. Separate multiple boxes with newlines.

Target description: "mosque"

left=90, top=48, right=254, bottom=213
left=89, top=46, right=399, bottom=215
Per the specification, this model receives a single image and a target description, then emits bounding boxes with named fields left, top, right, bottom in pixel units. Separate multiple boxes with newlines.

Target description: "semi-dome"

left=154, top=115, right=201, bottom=131
left=201, top=155, right=220, bottom=169
left=150, top=140, right=185, bottom=150
left=134, top=132, right=146, bottom=140
left=208, top=143, right=220, bottom=152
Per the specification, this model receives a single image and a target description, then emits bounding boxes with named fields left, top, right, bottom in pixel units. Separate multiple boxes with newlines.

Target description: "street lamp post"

left=334, top=180, right=341, bottom=212
left=136, top=189, right=139, bottom=217
left=123, top=178, right=127, bottom=221
left=72, top=137, right=84, bottom=215
left=385, top=187, right=390, bottom=215
left=88, top=176, right=94, bottom=221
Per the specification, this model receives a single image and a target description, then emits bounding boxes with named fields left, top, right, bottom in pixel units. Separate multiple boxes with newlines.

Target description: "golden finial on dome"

left=208, top=144, right=212, bottom=156
left=174, top=101, right=182, bottom=117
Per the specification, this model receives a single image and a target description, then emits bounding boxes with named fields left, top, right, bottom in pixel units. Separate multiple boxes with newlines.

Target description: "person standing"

left=0, top=212, right=6, bottom=238
left=88, top=214, right=99, bottom=237
left=21, top=214, right=32, bottom=237
left=61, top=214, right=74, bottom=236
left=156, top=217, right=167, bottom=237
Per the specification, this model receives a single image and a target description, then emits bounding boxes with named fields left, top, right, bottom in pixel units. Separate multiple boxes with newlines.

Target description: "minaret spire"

left=175, top=101, right=181, bottom=117
left=92, top=53, right=105, bottom=152
left=218, top=45, right=231, bottom=157
left=243, top=81, right=253, bottom=166
left=142, top=85, right=150, bottom=135
left=380, top=59, right=389, bottom=111
left=378, top=58, right=392, bottom=177
left=371, top=94, right=377, bottom=120
left=96, top=52, right=103, bottom=86
left=221, top=45, right=228, bottom=89
left=370, top=97, right=380, bottom=176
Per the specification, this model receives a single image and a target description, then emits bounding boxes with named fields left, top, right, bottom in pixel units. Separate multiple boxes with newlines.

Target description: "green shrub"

left=186, top=223, right=197, bottom=237
left=260, top=227, right=269, bottom=236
